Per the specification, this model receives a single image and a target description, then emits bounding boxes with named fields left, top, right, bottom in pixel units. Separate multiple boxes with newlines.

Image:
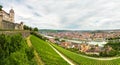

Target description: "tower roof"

left=10, top=8, right=14, bottom=13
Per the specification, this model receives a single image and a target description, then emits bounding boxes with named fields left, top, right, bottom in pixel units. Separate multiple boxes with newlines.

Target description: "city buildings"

left=44, top=31, right=119, bottom=55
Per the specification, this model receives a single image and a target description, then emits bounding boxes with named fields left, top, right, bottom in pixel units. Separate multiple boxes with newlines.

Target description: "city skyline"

left=0, top=0, right=120, bottom=30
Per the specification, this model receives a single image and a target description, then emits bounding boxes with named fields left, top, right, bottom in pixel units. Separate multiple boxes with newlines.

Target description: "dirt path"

left=48, top=43, right=76, bottom=65
left=78, top=54, right=120, bottom=60
left=27, top=36, right=44, bottom=65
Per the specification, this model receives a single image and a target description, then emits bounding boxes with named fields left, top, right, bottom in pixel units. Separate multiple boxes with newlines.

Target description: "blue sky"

left=0, top=0, right=120, bottom=30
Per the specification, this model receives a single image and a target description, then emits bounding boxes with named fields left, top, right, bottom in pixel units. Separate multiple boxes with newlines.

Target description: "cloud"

left=0, top=0, right=120, bottom=30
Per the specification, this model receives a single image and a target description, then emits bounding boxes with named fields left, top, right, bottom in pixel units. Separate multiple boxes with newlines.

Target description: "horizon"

left=0, top=0, right=120, bottom=30
left=39, top=28, right=120, bottom=31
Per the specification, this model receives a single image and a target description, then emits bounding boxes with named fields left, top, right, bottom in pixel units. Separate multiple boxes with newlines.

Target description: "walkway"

left=27, top=36, right=44, bottom=65
left=48, top=43, right=76, bottom=65
left=78, top=54, right=120, bottom=60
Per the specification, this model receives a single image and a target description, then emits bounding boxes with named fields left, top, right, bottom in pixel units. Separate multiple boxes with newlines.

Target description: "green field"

left=30, top=35, right=69, bottom=65
left=51, top=43, right=120, bottom=65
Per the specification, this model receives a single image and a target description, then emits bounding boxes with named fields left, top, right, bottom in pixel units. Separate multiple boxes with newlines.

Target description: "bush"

left=33, top=27, right=38, bottom=31
left=0, top=34, right=36, bottom=65
left=0, top=5, right=2, bottom=11
left=100, top=50, right=118, bottom=57
left=30, top=32, right=48, bottom=41
left=25, top=47, right=34, bottom=60
left=4, top=52, right=29, bottom=65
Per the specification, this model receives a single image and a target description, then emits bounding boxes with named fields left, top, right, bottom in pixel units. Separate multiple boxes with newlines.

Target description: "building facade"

left=0, top=8, right=23, bottom=30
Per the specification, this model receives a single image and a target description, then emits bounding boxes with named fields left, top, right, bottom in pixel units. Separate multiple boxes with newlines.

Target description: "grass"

left=30, top=35, right=69, bottom=65
left=51, top=43, right=120, bottom=65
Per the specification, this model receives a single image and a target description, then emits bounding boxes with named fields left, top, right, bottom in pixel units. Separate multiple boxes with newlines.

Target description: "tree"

left=33, top=27, right=38, bottom=31
left=0, top=5, right=2, bottom=11
left=55, top=38, right=59, bottom=41
left=24, top=25, right=30, bottom=30
left=29, top=27, right=32, bottom=31
left=24, top=25, right=33, bottom=31
left=61, top=40, right=65, bottom=42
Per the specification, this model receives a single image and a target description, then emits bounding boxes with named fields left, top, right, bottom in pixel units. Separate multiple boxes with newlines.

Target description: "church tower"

left=9, top=8, right=14, bottom=23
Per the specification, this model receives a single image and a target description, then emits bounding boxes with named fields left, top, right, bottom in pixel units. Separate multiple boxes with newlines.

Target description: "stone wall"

left=0, top=15, right=15, bottom=30
left=1, top=20, right=15, bottom=30
left=0, top=15, right=2, bottom=29
left=0, top=31, right=30, bottom=38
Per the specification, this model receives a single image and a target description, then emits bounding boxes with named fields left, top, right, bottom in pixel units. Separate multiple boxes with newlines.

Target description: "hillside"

left=30, top=34, right=120, bottom=65
left=39, top=29, right=120, bottom=33
left=0, top=34, right=36, bottom=65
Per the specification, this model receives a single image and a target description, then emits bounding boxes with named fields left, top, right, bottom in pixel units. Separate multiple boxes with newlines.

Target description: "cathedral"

left=0, top=8, right=24, bottom=30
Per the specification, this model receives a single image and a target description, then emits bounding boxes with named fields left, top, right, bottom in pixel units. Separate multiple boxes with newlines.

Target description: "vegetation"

left=24, top=25, right=32, bottom=31
left=0, top=5, right=2, bottom=11
left=30, top=31, right=48, bottom=41
left=0, top=34, right=36, bottom=65
left=106, top=40, right=120, bottom=51
left=30, top=35, right=69, bottom=65
left=100, top=49, right=118, bottom=57
left=104, top=37, right=120, bottom=56
left=33, top=27, right=38, bottom=31
left=51, top=43, right=120, bottom=65
left=24, top=25, right=39, bottom=32
left=106, top=37, right=120, bottom=40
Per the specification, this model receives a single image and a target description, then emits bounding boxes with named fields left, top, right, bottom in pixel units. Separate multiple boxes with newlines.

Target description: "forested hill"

left=39, top=29, right=120, bottom=33
left=39, top=29, right=72, bottom=33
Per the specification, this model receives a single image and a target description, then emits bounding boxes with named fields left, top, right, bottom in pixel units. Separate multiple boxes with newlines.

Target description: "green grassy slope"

left=51, top=44, right=120, bottom=65
left=30, top=35, right=69, bottom=65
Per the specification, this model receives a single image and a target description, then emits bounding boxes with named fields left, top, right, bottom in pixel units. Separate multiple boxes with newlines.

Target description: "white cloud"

left=0, top=0, right=120, bottom=30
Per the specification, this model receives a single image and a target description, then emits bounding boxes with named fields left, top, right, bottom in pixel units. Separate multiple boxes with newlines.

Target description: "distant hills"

left=39, top=29, right=120, bottom=33
left=39, top=29, right=73, bottom=33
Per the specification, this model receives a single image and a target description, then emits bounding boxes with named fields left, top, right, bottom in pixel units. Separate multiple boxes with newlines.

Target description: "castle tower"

left=20, top=22, right=24, bottom=30
left=9, top=8, right=14, bottom=23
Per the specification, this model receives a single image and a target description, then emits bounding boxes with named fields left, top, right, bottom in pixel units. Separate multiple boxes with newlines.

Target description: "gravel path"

left=48, top=43, right=76, bottom=65
left=78, top=54, right=120, bottom=60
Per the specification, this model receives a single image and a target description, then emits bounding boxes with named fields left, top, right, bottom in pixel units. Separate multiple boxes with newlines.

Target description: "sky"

left=0, top=0, right=120, bottom=30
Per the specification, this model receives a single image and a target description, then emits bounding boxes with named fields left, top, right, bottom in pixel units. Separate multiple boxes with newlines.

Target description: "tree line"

left=0, top=5, right=2, bottom=11
left=24, top=25, right=38, bottom=31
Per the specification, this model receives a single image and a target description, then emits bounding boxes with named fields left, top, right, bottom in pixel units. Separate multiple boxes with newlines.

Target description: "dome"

left=10, top=8, right=14, bottom=13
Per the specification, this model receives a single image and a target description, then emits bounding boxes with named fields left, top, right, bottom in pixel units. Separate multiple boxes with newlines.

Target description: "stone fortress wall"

left=0, top=8, right=23, bottom=30
left=0, top=31, right=30, bottom=38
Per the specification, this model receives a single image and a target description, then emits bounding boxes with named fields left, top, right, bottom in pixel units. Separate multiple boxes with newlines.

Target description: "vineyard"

left=0, top=34, right=36, bottom=65
left=2, top=33, right=119, bottom=65
left=51, top=43, right=120, bottom=65
left=30, top=35, right=69, bottom=65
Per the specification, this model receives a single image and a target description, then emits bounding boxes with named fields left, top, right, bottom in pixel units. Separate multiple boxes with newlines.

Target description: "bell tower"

left=9, top=8, right=14, bottom=23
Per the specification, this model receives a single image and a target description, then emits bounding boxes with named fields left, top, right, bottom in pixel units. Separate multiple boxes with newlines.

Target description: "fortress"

left=0, top=8, right=24, bottom=30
